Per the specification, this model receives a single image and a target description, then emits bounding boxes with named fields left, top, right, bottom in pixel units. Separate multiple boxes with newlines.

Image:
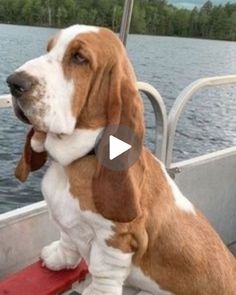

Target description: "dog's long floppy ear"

left=15, top=128, right=47, bottom=182
left=92, top=56, right=145, bottom=223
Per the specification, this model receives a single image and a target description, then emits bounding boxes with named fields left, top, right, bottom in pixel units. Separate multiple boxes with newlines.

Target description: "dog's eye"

left=72, top=52, right=87, bottom=65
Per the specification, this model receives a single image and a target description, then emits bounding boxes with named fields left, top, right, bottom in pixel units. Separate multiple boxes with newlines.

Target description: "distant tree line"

left=0, top=0, right=236, bottom=41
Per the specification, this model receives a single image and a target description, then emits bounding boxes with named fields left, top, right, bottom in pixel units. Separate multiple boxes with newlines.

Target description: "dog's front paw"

left=41, top=240, right=81, bottom=271
left=82, top=284, right=122, bottom=295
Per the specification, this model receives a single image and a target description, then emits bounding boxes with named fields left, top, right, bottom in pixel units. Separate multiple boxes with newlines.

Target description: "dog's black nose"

left=7, top=72, right=32, bottom=98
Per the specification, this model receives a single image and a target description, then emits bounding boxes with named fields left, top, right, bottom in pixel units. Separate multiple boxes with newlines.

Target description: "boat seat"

left=0, top=259, right=88, bottom=295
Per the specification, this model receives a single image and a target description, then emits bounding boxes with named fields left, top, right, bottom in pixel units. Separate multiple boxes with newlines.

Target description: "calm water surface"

left=0, top=24, right=236, bottom=213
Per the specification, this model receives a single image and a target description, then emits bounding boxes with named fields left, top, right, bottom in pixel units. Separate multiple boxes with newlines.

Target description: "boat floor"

left=63, top=274, right=140, bottom=295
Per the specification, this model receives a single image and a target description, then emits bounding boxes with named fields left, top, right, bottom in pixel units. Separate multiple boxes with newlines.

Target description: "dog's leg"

left=82, top=241, right=133, bottom=295
left=41, top=231, right=81, bottom=271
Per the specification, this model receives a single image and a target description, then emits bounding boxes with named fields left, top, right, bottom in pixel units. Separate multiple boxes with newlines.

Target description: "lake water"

left=0, top=24, right=236, bottom=213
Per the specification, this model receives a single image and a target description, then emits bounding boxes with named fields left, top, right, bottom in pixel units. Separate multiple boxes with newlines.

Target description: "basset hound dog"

left=7, top=25, right=236, bottom=295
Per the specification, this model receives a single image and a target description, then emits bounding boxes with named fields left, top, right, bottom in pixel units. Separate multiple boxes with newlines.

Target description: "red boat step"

left=0, top=259, right=88, bottom=295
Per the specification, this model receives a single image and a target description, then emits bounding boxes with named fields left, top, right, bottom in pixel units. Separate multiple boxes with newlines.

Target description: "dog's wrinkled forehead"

left=48, top=25, right=99, bottom=60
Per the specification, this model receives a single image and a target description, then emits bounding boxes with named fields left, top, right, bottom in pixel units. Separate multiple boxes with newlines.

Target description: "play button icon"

left=109, top=135, right=131, bottom=160
left=95, top=124, right=142, bottom=171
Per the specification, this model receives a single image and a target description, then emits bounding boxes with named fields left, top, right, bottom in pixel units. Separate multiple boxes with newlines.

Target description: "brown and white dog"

left=7, top=25, right=236, bottom=295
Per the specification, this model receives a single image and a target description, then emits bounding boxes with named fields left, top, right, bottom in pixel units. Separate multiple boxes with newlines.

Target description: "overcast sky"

left=169, top=0, right=236, bottom=9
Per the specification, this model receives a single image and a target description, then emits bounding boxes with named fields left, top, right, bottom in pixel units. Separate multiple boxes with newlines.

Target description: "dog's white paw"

left=41, top=240, right=81, bottom=271
left=82, top=284, right=122, bottom=295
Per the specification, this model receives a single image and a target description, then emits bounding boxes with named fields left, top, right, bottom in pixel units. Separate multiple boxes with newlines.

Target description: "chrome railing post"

left=137, top=82, right=168, bottom=162
left=119, top=0, right=134, bottom=46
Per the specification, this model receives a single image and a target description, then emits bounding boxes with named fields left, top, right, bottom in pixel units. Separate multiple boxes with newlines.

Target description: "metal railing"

left=166, top=75, right=236, bottom=168
left=0, top=94, right=12, bottom=108
left=119, top=0, right=134, bottom=46
left=137, top=82, right=167, bottom=162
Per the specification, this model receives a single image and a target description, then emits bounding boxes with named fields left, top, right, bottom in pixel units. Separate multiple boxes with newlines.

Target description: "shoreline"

left=0, top=22, right=235, bottom=43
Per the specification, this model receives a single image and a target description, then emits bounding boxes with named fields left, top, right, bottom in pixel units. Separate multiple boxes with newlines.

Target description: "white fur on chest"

left=41, top=161, right=114, bottom=261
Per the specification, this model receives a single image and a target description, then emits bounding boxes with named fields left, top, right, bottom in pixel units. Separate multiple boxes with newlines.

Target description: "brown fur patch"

left=67, top=148, right=236, bottom=294
left=67, top=149, right=236, bottom=295
left=107, top=150, right=236, bottom=294
left=62, top=29, right=141, bottom=130
left=62, top=28, right=145, bottom=222
left=15, top=129, right=47, bottom=182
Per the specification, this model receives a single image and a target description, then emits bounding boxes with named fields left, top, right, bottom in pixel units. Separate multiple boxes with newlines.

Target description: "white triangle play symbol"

left=109, top=135, right=132, bottom=160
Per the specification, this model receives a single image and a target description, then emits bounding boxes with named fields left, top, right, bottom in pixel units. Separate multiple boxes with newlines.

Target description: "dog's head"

left=8, top=25, right=145, bottom=222
left=7, top=25, right=143, bottom=134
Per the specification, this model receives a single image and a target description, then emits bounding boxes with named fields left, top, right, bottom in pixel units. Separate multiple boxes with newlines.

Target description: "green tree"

left=131, top=3, right=146, bottom=33
left=0, top=0, right=235, bottom=41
